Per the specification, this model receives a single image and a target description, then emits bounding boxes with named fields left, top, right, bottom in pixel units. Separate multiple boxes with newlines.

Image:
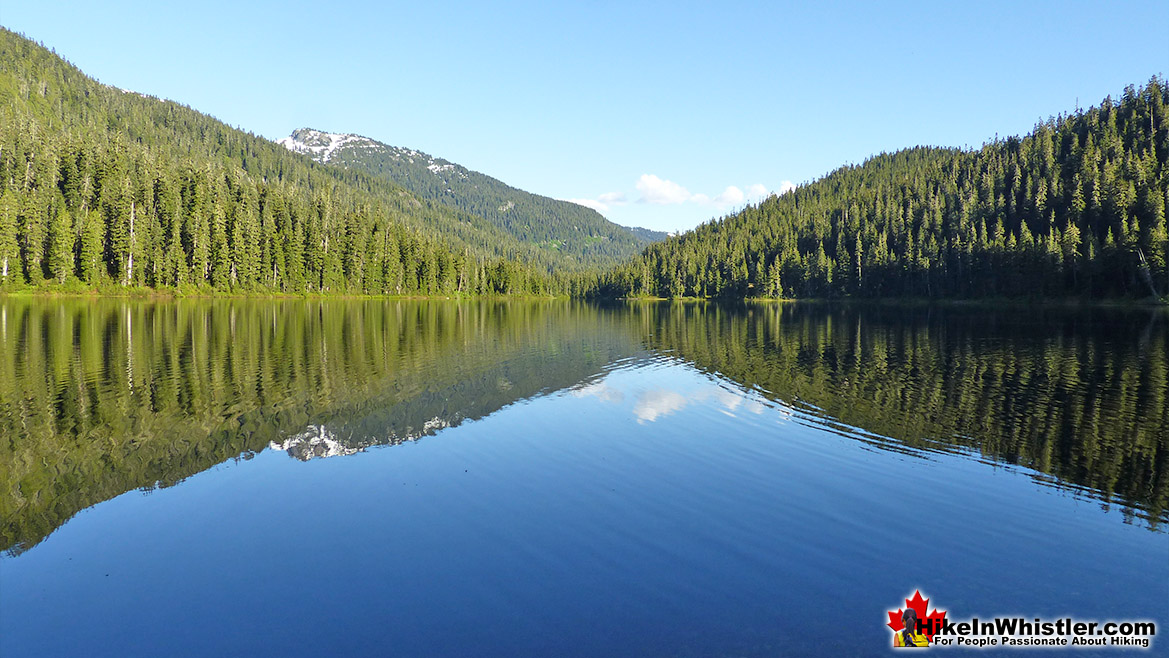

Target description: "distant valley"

left=277, top=128, right=666, bottom=267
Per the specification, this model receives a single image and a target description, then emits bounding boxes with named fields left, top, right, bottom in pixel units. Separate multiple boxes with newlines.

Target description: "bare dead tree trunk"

left=1136, top=248, right=1160, bottom=298
left=124, top=200, right=135, bottom=286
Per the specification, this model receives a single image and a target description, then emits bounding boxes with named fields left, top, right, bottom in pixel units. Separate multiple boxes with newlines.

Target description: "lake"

left=1, top=298, right=1165, bottom=656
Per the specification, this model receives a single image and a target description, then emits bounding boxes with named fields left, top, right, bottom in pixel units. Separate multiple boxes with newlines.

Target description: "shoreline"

left=615, top=295, right=1167, bottom=309
left=3, top=288, right=1164, bottom=308
left=0, top=288, right=569, bottom=302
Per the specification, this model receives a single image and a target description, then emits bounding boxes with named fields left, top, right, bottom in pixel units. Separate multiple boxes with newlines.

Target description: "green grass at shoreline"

left=749, top=296, right=1167, bottom=309
left=0, top=284, right=567, bottom=302
left=4, top=285, right=1163, bottom=308
left=618, top=294, right=1167, bottom=309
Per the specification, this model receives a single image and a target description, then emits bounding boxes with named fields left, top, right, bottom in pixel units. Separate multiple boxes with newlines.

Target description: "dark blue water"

left=0, top=300, right=1165, bottom=656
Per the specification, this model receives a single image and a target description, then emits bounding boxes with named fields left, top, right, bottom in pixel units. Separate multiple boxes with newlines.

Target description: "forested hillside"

left=278, top=128, right=666, bottom=266
left=0, top=29, right=572, bottom=296
left=4, top=25, right=1163, bottom=302
left=596, top=79, right=1168, bottom=300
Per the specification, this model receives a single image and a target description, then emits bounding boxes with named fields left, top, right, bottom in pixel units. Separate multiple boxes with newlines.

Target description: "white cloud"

left=636, top=174, right=695, bottom=205
left=636, top=175, right=777, bottom=207
left=568, top=175, right=788, bottom=218
left=714, top=186, right=745, bottom=205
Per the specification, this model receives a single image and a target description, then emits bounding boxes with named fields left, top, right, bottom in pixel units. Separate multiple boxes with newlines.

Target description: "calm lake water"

left=1, top=299, right=1165, bottom=656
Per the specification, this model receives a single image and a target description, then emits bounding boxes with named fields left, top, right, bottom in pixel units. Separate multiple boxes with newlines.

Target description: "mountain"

left=626, top=225, right=671, bottom=242
left=277, top=128, right=665, bottom=266
left=597, top=79, right=1168, bottom=300
left=0, top=28, right=575, bottom=295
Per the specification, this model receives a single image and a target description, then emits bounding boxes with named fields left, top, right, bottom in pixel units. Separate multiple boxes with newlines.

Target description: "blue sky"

left=3, top=1, right=1166, bottom=232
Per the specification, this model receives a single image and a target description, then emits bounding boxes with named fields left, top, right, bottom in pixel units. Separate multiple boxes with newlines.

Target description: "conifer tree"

left=79, top=209, right=105, bottom=284
left=0, top=192, right=19, bottom=283
left=47, top=205, right=74, bottom=284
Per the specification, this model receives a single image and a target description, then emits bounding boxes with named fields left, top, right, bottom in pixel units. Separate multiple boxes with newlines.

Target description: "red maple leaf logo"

left=887, top=590, right=947, bottom=642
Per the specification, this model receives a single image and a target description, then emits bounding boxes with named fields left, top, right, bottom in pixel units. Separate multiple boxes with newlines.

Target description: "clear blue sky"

left=3, top=1, right=1166, bottom=232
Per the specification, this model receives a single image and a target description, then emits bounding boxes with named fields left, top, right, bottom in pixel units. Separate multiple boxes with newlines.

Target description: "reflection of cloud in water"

left=634, top=385, right=767, bottom=424
left=570, top=380, right=625, bottom=403
left=574, top=373, right=769, bottom=424
left=634, top=389, right=690, bottom=423
left=714, top=389, right=741, bottom=413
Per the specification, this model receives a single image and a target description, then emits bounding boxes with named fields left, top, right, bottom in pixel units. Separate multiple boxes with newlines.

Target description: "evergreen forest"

left=0, top=29, right=579, bottom=297
left=595, top=79, right=1169, bottom=301
left=1, top=27, right=1165, bottom=302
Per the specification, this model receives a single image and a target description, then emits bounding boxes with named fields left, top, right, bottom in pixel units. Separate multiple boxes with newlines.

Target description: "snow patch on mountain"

left=277, top=129, right=469, bottom=181
left=277, top=128, right=377, bottom=164
left=118, top=87, right=160, bottom=101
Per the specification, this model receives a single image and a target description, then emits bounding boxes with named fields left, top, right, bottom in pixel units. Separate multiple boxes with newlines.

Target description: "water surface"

left=1, top=299, right=1165, bottom=656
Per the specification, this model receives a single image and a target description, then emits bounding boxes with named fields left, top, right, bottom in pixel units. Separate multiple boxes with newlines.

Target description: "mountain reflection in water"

left=638, top=302, right=1168, bottom=527
left=1, top=299, right=1165, bottom=557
